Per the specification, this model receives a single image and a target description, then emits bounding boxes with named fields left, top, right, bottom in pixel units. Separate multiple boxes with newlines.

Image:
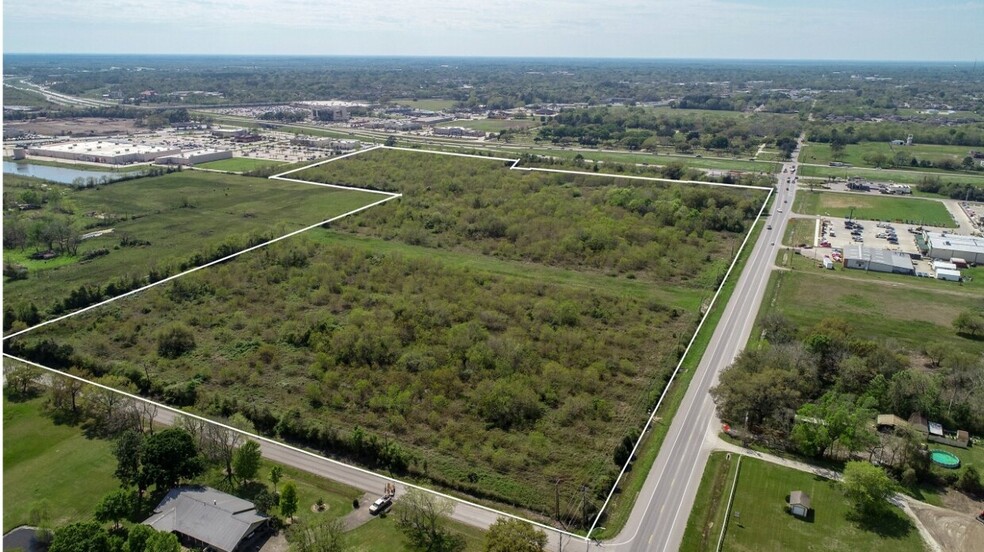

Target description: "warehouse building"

left=289, top=137, right=361, bottom=151
left=924, top=231, right=984, bottom=264
left=27, top=141, right=180, bottom=165
left=212, top=127, right=248, bottom=139
left=433, top=126, right=486, bottom=138
left=156, top=149, right=233, bottom=166
left=843, top=245, right=915, bottom=275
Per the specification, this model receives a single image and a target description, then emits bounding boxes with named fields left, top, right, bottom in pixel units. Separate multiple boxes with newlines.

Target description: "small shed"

left=789, top=491, right=812, bottom=518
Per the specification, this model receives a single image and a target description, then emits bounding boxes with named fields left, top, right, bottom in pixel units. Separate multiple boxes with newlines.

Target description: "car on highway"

left=369, top=496, right=392, bottom=515
left=777, top=208, right=783, bottom=213
left=766, top=224, right=772, bottom=230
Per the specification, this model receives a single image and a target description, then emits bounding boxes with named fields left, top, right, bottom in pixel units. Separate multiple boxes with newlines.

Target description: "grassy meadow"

left=195, top=157, right=286, bottom=172
left=792, top=191, right=955, bottom=227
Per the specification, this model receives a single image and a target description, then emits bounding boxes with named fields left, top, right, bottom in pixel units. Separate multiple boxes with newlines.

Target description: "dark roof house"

left=143, top=486, right=268, bottom=552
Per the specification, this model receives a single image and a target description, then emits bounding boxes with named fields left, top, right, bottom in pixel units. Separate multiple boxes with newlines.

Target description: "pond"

left=3, top=161, right=144, bottom=186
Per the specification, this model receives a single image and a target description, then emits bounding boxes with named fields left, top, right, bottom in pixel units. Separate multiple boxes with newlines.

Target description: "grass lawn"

left=681, top=452, right=740, bottom=552
left=801, top=141, right=975, bottom=169
left=345, top=504, right=486, bottom=552
left=757, top=268, right=984, bottom=356
left=792, top=191, right=955, bottom=227
left=783, top=218, right=816, bottom=247
left=3, top=171, right=383, bottom=322
left=392, top=98, right=458, bottom=111
left=721, top=457, right=926, bottom=552
left=195, top=157, right=285, bottom=172
left=798, top=164, right=984, bottom=188
left=437, top=119, right=539, bottom=132
left=3, top=395, right=118, bottom=532
left=516, top=147, right=778, bottom=173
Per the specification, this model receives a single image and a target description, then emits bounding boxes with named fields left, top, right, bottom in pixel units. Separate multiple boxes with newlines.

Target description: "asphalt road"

left=604, top=141, right=803, bottom=552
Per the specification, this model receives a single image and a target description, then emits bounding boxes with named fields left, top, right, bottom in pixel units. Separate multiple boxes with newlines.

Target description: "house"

left=789, top=491, right=812, bottom=518
left=143, top=486, right=268, bottom=552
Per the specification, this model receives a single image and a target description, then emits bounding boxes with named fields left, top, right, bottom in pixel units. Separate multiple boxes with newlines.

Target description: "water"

left=3, top=161, right=144, bottom=185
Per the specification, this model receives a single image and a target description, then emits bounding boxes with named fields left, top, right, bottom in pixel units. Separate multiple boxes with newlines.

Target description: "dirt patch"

left=909, top=500, right=984, bottom=552
left=7, top=117, right=142, bottom=137
left=940, top=488, right=984, bottom=516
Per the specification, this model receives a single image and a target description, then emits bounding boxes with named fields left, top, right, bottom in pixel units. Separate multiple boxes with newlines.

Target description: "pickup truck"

left=369, top=496, right=392, bottom=515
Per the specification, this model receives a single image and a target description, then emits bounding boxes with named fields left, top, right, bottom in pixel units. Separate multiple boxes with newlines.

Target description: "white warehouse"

left=925, top=232, right=984, bottom=264
left=843, top=245, right=915, bottom=275
left=156, top=149, right=233, bottom=166
left=27, top=141, right=180, bottom=165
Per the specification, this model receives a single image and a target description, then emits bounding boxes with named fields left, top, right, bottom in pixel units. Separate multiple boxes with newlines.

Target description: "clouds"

left=3, top=0, right=981, bottom=60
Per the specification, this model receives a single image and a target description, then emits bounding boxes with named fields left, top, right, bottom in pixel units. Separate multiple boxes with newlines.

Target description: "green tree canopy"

left=140, top=427, right=205, bottom=491
left=280, top=481, right=299, bottom=521
left=484, top=518, right=547, bottom=552
left=842, top=461, right=897, bottom=516
left=233, top=439, right=262, bottom=484
left=49, top=521, right=111, bottom=552
left=94, top=489, right=133, bottom=529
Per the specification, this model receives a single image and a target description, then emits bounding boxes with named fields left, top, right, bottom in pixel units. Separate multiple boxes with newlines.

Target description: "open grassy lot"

left=437, top=119, right=539, bottom=132
left=792, top=191, right=955, bottom=227
left=798, top=164, right=984, bottom=188
left=195, top=157, right=285, bottom=172
left=393, top=98, right=458, bottom=111
left=516, top=147, right=779, bottom=173
left=680, top=452, right=740, bottom=552
left=3, top=171, right=382, bottom=327
left=3, top=395, right=118, bottom=532
left=719, top=457, right=926, bottom=552
left=757, top=268, right=984, bottom=356
left=782, top=218, right=815, bottom=247
left=802, top=141, right=976, bottom=169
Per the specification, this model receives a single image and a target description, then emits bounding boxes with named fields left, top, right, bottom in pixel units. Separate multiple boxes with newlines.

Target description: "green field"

left=792, top=191, right=955, bottom=227
left=798, top=164, right=984, bottom=188
left=515, top=147, right=779, bottom=174
left=437, top=119, right=539, bottom=132
left=195, top=157, right=286, bottom=172
left=3, top=172, right=382, bottom=325
left=719, top=457, right=926, bottom=552
left=2, top=84, right=59, bottom=109
left=346, top=504, right=486, bottom=552
left=681, top=452, right=740, bottom=552
left=782, top=218, right=815, bottom=247
left=393, top=98, right=458, bottom=111
left=801, top=141, right=977, bottom=169
left=757, top=268, right=984, bottom=356
left=3, top=395, right=119, bottom=532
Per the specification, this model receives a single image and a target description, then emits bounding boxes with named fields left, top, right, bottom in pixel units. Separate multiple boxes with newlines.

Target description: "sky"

left=3, top=0, right=983, bottom=61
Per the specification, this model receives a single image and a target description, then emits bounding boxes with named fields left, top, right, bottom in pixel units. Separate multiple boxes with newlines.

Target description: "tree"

left=280, top=481, right=299, bottom=521
left=953, top=310, right=984, bottom=337
left=95, top=489, right=133, bottom=530
left=484, top=518, right=547, bottom=552
left=397, top=488, right=465, bottom=552
left=233, top=439, right=262, bottom=484
left=140, top=428, right=205, bottom=491
left=4, top=363, right=42, bottom=399
left=385, top=136, right=397, bottom=147
left=270, top=465, right=284, bottom=492
left=157, top=323, right=196, bottom=358
left=289, top=516, right=347, bottom=552
left=29, top=500, right=53, bottom=545
left=958, top=465, right=982, bottom=495
left=254, top=488, right=277, bottom=515
left=144, top=531, right=181, bottom=552
left=842, top=461, right=897, bottom=516
left=49, top=521, right=111, bottom=552
left=125, top=524, right=156, bottom=552
left=114, top=430, right=145, bottom=490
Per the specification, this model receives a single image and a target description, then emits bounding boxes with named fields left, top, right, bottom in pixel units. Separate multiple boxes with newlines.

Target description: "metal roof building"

left=143, top=486, right=268, bottom=552
left=925, top=232, right=984, bottom=264
left=842, top=245, right=915, bottom=275
left=27, top=141, right=180, bottom=165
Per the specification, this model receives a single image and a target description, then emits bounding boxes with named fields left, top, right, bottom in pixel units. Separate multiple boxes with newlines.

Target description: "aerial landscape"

left=2, top=2, right=984, bottom=552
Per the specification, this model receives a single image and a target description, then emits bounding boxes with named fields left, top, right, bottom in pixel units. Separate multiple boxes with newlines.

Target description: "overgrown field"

left=195, top=157, right=286, bottom=172
left=798, top=164, right=984, bottom=188
left=8, top=149, right=768, bottom=523
left=3, top=172, right=382, bottom=331
left=792, top=191, right=955, bottom=227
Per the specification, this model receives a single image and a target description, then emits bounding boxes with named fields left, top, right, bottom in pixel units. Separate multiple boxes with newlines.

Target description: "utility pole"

left=581, top=485, right=589, bottom=529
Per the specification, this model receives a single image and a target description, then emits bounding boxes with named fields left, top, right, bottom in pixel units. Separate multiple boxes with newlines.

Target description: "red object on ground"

left=722, top=424, right=731, bottom=433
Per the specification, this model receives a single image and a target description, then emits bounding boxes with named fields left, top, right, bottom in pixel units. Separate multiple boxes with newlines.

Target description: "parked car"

left=369, top=497, right=392, bottom=515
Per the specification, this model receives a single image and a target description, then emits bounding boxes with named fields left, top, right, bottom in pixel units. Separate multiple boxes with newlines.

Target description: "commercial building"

left=26, top=141, right=180, bottom=165
left=312, top=106, right=350, bottom=122
left=290, top=137, right=361, bottom=151
left=143, top=486, right=268, bottom=552
left=843, top=245, right=915, bottom=275
left=924, top=231, right=984, bottom=264
left=433, top=126, right=486, bottom=138
left=156, top=149, right=233, bottom=166
left=415, top=115, right=454, bottom=126
left=212, top=127, right=248, bottom=139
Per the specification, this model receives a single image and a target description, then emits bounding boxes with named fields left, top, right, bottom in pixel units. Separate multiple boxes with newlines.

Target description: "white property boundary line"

left=2, top=144, right=774, bottom=545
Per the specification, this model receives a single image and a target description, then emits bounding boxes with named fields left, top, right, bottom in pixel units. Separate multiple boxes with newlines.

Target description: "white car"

left=369, top=497, right=392, bottom=515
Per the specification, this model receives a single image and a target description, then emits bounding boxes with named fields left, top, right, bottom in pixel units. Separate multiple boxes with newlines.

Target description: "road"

left=604, top=139, right=803, bottom=552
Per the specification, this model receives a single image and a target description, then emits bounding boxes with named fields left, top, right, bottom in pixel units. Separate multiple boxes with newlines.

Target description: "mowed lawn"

left=798, top=164, right=984, bottom=188
left=194, top=157, right=285, bottom=172
left=801, top=141, right=975, bottom=168
left=3, top=396, right=118, bottom=532
left=758, top=269, right=984, bottom=356
left=346, top=504, right=487, bottom=552
left=4, top=171, right=383, bottom=319
left=721, top=458, right=925, bottom=552
left=681, top=452, right=740, bottom=552
left=782, top=218, right=816, bottom=247
left=792, top=191, right=955, bottom=227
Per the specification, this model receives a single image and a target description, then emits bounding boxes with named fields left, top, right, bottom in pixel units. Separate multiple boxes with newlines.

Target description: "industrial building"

left=289, top=137, right=361, bottom=151
left=212, top=127, right=248, bottom=139
left=156, top=149, right=232, bottom=166
left=433, top=126, right=486, bottom=138
left=26, top=141, right=180, bottom=165
left=924, top=231, right=984, bottom=264
left=312, top=106, right=350, bottom=122
left=843, top=245, right=915, bottom=275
